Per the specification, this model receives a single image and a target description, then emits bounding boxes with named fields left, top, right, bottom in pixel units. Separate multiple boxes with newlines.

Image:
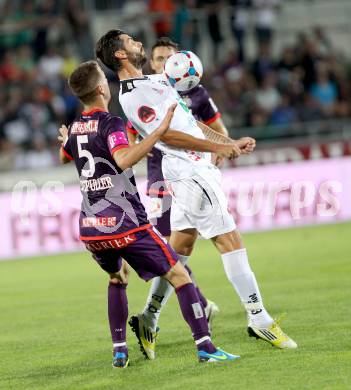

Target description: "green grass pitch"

left=1, top=222, right=350, bottom=390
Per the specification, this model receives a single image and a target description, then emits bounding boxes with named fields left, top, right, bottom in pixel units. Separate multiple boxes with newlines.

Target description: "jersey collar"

left=120, top=77, right=149, bottom=94
left=81, top=108, right=107, bottom=116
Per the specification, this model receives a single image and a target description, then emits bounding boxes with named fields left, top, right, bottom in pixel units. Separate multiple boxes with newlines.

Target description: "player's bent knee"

left=163, top=262, right=191, bottom=288
left=176, top=246, right=194, bottom=256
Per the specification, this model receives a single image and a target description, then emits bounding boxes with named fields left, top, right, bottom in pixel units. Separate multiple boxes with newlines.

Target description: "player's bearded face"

left=127, top=45, right=147, bottom=69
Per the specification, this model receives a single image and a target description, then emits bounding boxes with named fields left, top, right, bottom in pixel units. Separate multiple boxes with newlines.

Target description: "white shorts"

left=165, top=165, right=236, bottom=239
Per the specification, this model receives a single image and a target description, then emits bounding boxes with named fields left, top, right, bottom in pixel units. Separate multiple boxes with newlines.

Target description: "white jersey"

left=119, top=74, right=212, bottom=179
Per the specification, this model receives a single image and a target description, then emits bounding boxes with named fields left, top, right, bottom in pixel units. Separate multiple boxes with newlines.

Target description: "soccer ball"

left=164, top=50, right=203, bottom=92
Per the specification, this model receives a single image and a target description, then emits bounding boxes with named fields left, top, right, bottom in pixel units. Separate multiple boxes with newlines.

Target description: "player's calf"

left=163, top=263, right=239, bottom=362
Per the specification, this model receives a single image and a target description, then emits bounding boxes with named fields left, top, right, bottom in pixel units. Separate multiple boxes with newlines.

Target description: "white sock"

left=142, top=254, right=189, bottom=331
left=221, top=248, right=273, bottom=327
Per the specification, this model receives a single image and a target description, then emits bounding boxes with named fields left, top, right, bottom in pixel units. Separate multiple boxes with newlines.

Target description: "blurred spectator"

left=255, top=71, right=281, bottom=115
left=61, top=46, right=79, bottom=78
left=33, top=0, right=60, bottom=58
left=299, top=38, right=320, bottom=90
left=298, top=94, right=325, bottom=122
left=38, top=46, right=64, bottom=88
left=269, top=94, right=297, bottom=125
left=0, top=50, right=23, bottom=81
left=202, top=0, right=223, bottom=59
left=252, top=0, right=281, bottom=48
left=313, top=25, right=332, bottom=57
left=17, top=45, right=36, bottom=76
left=65, top=0, right=94, bottom=61
left=172, top=0, right=199, bottom=51
left=252, top=43, right=276, bottom=84
left=149, top=0, right=175, bottom=37
left=15, top=137, right=55, bottom=170
left=230, top=0, right=251, bottom=63
left=310, top=62, right=337, bottom=117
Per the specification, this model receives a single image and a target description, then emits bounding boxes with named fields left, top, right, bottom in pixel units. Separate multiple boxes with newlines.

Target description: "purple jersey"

left=62, top=109, right=150, bottom=241
left=126, top=84, right=220, bottom=198
left=179, top=84, right=221, bottom=124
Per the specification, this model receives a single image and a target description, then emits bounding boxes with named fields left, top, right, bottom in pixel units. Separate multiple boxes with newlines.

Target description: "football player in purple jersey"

left=58, top=60, right=239, bottom=367
left=126, top=37, right=228, bottom=341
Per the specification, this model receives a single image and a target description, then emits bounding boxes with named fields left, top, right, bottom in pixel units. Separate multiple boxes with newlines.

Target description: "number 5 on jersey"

left=77, top=135, right=95, bottom=177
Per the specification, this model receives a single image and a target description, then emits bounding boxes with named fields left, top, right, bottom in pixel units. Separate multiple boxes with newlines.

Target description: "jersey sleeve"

left=197, top=86, right=221, bottom=125
left=102, top=116, right=129, bottom=156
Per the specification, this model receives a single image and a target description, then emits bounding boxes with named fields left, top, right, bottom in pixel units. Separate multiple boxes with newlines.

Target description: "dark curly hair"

left=95, top=29, right=126, bottom=72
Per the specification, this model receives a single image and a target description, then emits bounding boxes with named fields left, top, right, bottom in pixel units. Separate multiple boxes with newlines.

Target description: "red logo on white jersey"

left=187, top=150, right=202, bottom=161
left=138, top=106, right=156, bottom=123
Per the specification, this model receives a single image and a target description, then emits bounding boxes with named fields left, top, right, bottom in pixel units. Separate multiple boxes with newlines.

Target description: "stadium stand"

left=0, top=0, right=350, bottom=172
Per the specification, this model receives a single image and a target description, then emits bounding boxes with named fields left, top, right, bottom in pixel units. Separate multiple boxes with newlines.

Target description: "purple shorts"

left=85, top=227, right=178, bottom=281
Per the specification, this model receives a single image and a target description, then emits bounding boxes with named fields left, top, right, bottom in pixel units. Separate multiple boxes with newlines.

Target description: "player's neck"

left=118, top=63, right=143, bottom=80
left=83, top=101, right=108, bottom=114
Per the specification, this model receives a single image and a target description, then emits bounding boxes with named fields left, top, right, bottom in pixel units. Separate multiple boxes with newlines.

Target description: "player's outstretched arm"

left=113, top=104, right=176, bottom=170
left=196, top=120, right=233, bottom=144
left=196, top=121, right=256, bottom=155
left=160, top=128, right=241, bottom=159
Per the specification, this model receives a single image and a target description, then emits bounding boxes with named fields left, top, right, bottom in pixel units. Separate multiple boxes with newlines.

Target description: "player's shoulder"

left=191, top=84, right=210, bottom=98
left=98, top=112, right=125, bottom=133
left=119, top=76, right=147, bottom=97
left=119, top=75, right=157, bottom=96
left=120, top=74, right=169, bottom=107
left=148, top=73, right=167, bottom=83
left=180, top=83, right=209, bottom=99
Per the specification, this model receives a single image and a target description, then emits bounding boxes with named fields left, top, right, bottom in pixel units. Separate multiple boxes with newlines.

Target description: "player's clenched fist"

left=216, top=143, right=241, bottom=159
left=154, top=103, right=177, bottom=137
left=237, top=137, right=256, bottom=154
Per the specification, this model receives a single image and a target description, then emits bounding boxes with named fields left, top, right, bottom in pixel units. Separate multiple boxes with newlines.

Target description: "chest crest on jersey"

left=138, top=106, right=156, bottom=123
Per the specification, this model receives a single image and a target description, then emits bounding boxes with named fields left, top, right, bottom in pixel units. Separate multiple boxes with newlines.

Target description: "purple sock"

left=108, top=282, right=128, bottom=355
left=196, top=287, right=208, bottom=309
left=184, top=265, right=208, bottom=308
left=175, top=283, right=216, bottom=354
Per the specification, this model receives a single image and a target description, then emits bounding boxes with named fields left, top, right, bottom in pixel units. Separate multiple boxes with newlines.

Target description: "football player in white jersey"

left=96, top=29, right=297, bottom=359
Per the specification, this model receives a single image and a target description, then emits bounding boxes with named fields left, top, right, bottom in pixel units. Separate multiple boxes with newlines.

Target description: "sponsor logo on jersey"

left=108, top=131, right=128, bottom=149
left=138, top=106, right=156, bottom=123
left=71, top=120, right=98, bottom=134
left=82, top=216, right=117, bottom=227
left=85, top=234, right=137, bottom=251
